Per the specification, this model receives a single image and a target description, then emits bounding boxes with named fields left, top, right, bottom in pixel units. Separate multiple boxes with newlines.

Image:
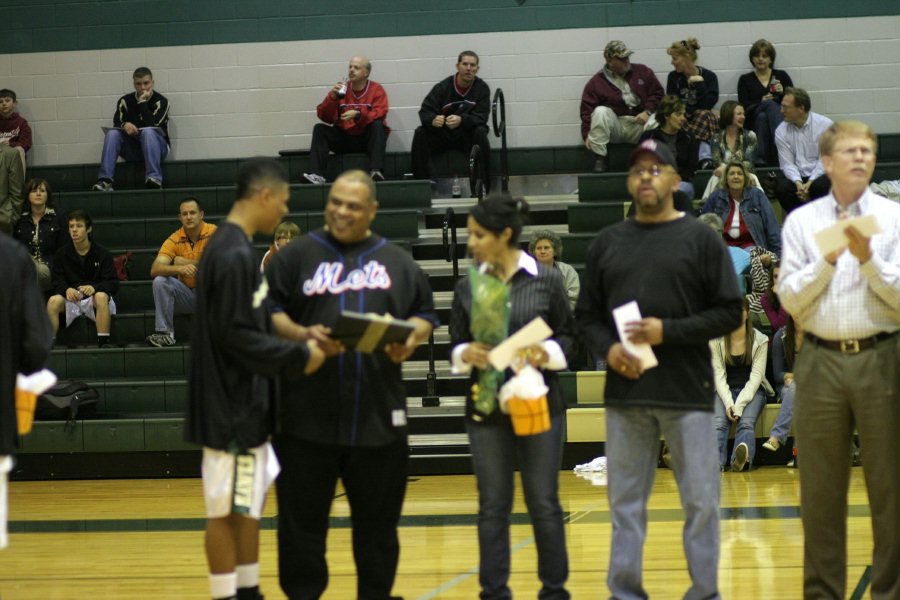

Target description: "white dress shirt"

left=777, top=188, right=900, bottom=340
left=774, top=111, right=833, bottom=182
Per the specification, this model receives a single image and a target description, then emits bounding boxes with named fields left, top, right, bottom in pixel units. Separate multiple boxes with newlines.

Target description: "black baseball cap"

left=629, top=139, right=677, bottom=168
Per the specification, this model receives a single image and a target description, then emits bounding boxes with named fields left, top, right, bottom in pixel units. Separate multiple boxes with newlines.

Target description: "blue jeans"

left=98, top=127, right=168, bottom=183
left=769, top=383, right=795, bottom=444
left=466, top=414, right=569, bottom=600
left=151, top=276, right=195, bottom=334
left=714, top=386, right=766, bottom=468
left=752, top=100, right=783, bottom=164
left=606, top=407, right=720, bottom=600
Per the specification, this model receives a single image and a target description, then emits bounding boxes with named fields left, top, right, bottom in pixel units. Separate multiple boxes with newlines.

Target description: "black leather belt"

left=805, top=331, right=898, bottom=354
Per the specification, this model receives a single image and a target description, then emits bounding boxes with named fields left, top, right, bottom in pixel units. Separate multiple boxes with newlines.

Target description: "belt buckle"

left=840, top=339, right=860, bottom=354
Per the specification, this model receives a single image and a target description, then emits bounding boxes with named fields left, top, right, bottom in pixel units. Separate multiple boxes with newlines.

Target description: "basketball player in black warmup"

left=185, top=158, right=324, bottom=600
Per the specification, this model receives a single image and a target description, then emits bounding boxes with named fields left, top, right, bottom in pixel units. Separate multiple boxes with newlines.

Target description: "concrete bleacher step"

left=56, top=180, right=432, bottom=220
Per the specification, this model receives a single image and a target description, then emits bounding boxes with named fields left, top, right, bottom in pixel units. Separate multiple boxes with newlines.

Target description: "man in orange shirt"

left=147, top=197, right=216, bottom=347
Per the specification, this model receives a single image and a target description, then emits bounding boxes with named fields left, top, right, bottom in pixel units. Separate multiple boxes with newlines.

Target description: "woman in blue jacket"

left=700, top=160, right=781, bottom=256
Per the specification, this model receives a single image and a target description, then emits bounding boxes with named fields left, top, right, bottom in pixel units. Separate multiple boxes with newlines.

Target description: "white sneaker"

left=303, top=172, right=326, bottom=184
left=146, top=332, right=175, bottom=347
left=92, top=179, right=114, bottom=192
left=762, top=437, right=780, bottom=452
left=370, top=169, right=385, bottom=182
left=731, top=442, right=749, bottom=472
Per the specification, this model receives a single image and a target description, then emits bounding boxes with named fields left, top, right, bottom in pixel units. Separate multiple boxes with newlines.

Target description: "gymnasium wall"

left=3, top=1, right=899, bottom=166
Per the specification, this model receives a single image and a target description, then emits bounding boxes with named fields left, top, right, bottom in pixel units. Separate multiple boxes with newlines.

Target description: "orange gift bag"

left=499, top=365, right=550, bottom=436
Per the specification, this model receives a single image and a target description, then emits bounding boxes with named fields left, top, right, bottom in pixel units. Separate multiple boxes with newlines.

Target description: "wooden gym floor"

left=0, top=467, right=876, bottom=599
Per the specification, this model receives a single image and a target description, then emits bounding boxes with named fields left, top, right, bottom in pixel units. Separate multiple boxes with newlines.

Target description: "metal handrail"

left=491, top=87, right=509, bottom=192
left=468, top=144, right=485, bottom=202
left=441, top=207, right=459, bottom=283
left=422, top=274, right=440, bottom=407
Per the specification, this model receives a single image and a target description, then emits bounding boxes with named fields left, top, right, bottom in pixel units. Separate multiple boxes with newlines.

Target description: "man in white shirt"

left=773, top=87, right=833, bottom=212
left=777, top=120, right=900, bottom=600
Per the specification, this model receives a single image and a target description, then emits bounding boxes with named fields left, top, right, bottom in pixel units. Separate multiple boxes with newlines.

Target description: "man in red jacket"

left=303, top=56, right=390, bottom=184
left=580, top=41, right=664, bottom=173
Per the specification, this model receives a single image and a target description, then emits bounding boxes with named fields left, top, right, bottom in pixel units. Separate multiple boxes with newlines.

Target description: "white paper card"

left=488, top=317, right=553, bottom=371
left=612, top=301, right=658, bottom=370
left=814, top=214, right=881, bottom=256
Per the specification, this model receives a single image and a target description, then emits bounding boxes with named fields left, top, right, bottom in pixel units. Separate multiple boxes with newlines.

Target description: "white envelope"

left=612, top=301, right=658, bottom=370
left=814, top=214, right=881, bottom=256
left=488, top=317, right=553, bottom=371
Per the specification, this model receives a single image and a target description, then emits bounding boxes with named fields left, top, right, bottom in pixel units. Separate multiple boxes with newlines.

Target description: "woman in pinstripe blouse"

left=449, top=194, right=576, bottom=600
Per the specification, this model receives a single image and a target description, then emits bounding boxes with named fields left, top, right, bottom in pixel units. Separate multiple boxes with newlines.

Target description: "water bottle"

left=336, top=78, right=348, bottom=99
left=451, top=175, right=461, bottom=198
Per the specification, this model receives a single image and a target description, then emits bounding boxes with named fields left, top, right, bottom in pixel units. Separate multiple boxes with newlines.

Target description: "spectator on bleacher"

left=92, top=67, right=170, bottom=192
left=763, top=316, right=802, bottom=454
left=774, top=87, right=832, bottom=213
left=0, top=89, right=31, bottom=173
left=698, top=212, right=751, bottom=295
left=666, top=38, right=718, bottom=169
left=640, top=95, right=698, bottom=198
left=576, top=139, right=742, bottom=599
left=411, top=51, right=491, bottom=190
left=738, top=39, right=794, bottom=167
left=303, top=56, right=390, bottom=184
left=450, top=194, right=574, bottom=599
left=701, top=101, right=762, bottom=199
left=12, top=178, right=68, bottom=292
left=0, top=130, right=23, bottom=236
left=184, top=158, right=324, bottom=600
left=260, top=220, right=300, bottom=272
left=0, top=233, right=52, bottom=552
left=700, top=160, right=781, bottom=255
left=580, top=40, right=663, bottom=173
left=265, top=170, right=436, bottom=600
left=47, top=209, right=119, bottom=347
left=529, top=229, right=580, bottom=309
left=146, top=198, right=216, bottom=347
left=711, top=297, right=774, bottom=471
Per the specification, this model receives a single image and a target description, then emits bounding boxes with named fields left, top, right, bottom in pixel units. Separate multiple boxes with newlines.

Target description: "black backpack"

left=36, top=380, right=100, bottom=424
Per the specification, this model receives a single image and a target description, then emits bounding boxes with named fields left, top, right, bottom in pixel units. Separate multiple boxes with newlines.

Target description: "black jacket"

left=113, top=90, right=170, bottom=143
left=0, top=235, right=52, bottom=454
left=418, top=75, right=490, bottom=131
left=13, top=208, right=68, bottom=264
left=185, top=223, right=312, bottom=450
left=50, top=240, right=119, bottom=297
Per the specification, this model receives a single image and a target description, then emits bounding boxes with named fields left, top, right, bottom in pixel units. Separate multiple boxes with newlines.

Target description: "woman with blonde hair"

left=666, top=37, right=719, bottom=170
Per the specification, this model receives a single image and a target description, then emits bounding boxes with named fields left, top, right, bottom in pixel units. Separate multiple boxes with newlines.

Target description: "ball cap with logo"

left=629, top=139, right=677, bottom=169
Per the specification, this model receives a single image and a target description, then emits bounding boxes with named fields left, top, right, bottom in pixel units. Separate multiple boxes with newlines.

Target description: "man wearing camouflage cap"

left=580, top=40, right=664, bottom=172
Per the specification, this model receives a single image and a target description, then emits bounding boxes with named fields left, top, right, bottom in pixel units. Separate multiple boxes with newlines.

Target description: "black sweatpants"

left=308, top=121, right=388, bottom=176
left=273, top=434, right=408, bottom=600
left=410, top=124, right=491, bottom=190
